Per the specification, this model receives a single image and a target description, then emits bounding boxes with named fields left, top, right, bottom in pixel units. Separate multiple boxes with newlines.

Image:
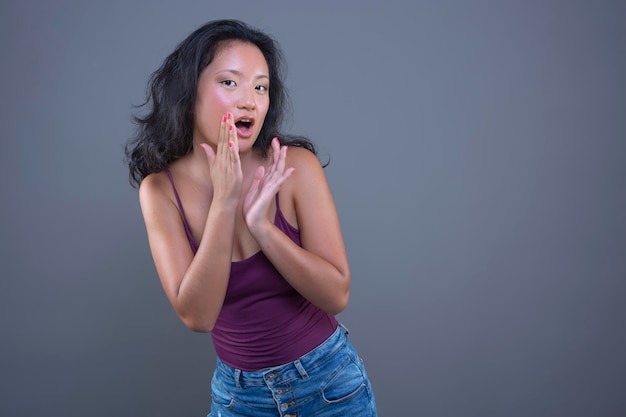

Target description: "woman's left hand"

left=243, top=138, right=295, bottom=234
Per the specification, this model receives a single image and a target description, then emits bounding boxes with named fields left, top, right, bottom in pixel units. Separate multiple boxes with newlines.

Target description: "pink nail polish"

left=229, top=125, right=233, bottom=131
left=228, top=142, right=233, bottom=148
left=222, top=116, right=226, bottom=122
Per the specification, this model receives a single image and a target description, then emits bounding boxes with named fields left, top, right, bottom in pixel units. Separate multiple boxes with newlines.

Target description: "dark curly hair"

left=125, top=19, right=317, bottom=187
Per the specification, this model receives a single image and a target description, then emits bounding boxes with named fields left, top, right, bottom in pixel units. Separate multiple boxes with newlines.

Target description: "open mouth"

left=234, top=118, right=254, bottom=137
left=235, top=120, right=252, bottom=129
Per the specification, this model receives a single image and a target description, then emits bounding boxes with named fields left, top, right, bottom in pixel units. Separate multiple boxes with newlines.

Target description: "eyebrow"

left=217, top=69, right=269, bottom=80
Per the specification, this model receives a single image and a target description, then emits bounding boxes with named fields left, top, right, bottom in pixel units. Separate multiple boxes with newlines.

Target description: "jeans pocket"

left=320, top=350, right=366, bottom=404
left=211, top=375, right=236, bottom=409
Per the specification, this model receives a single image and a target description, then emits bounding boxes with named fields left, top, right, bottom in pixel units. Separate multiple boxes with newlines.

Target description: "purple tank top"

left=163, top=167, right=338, bottom=370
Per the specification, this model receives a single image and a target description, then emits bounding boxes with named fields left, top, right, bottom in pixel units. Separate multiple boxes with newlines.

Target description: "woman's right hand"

left=201, top=112, right=242, bottom=204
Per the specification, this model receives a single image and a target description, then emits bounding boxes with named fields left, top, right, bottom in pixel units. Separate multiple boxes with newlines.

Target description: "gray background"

left=2, top=0, right=625, bottom=416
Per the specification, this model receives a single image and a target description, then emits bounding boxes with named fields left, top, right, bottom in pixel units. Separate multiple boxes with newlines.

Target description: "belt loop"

left=294, top=359, right=309, bottom=380
left=339, top=323, right=349, bottom=336
left=234, top=368, right=242, bottom=389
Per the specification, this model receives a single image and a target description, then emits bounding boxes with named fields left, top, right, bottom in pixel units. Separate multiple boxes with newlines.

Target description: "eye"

left=221, top=80, right=236, bottom=87
left=255, top=85, right=268, bottom=92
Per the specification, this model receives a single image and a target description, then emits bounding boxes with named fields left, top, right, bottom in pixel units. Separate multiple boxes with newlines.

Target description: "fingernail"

left=228, top=142, right=233, bottom=148
left=227, top=113, right=231, bottom=120
left=229, top=125, right=233, bottom=131
left=222, top=116, right=226, bottom=122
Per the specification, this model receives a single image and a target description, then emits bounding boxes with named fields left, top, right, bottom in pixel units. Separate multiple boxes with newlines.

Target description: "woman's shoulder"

left=284, top=146, right=323, bottom=175
left=139, top=169, right=169, bottom=194
left=282, top=146, right=329, bottom=201
left=138, top=169, right=176, bottom=210
left=139, top=157, right=192, bottom=198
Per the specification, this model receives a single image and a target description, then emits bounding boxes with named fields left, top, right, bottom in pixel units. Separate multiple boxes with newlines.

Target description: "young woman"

left=126, top=19, right=377, bottom=416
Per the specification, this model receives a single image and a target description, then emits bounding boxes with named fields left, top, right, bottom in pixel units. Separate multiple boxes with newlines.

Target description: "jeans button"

left=280, top=403, right=288, bottom=412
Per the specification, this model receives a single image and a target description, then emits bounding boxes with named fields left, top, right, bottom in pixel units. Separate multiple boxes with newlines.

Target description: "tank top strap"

left=162, top=167, right=199, bottom=253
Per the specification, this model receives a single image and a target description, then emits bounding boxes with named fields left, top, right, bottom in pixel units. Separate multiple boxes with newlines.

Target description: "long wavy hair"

left=125, top=19, right=317, bottom=187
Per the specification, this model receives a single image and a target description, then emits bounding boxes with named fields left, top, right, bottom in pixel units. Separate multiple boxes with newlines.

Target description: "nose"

left=238, top=88, right=256, bottom=110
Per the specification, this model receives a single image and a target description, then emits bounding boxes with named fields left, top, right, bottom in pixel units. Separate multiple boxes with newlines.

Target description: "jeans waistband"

left=216, top=324, right=349, bottom=387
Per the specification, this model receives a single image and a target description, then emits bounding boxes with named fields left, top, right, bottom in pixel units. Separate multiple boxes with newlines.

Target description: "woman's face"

left=193, top=41, right=270, bottom=152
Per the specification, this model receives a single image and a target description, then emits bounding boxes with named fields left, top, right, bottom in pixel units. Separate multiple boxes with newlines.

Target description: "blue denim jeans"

left=207, top=324, right=377, bottom=417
